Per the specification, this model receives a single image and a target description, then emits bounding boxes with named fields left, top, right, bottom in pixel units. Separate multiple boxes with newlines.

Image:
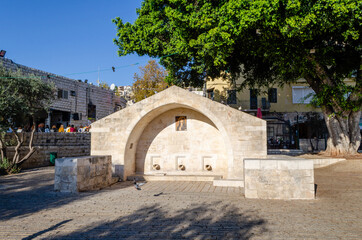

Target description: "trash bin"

left=50, top=152, right=57, bottom=165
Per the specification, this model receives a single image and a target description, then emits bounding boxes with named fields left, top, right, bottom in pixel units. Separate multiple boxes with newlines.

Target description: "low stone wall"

left=54, top=156, right=114, bottom=193
left=4, top=133, right=90, bottom=169
left=244, top=157, right=315, bottom=200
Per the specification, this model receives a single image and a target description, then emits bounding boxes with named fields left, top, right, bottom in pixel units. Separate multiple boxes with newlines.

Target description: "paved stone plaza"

left=1, top=160, right=361, bottom=239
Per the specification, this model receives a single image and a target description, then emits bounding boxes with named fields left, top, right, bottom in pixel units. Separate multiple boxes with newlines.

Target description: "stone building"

left=91, top=86, right=267, bottom=187
left=0, top=57, right=126, bottom=127
left=117, top=86, right=133, bottom=100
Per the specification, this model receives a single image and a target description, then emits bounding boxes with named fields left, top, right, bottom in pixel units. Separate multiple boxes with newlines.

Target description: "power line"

left=0, top=63, right=140, bottom=80
left=63, top=63, right=139, bottom=76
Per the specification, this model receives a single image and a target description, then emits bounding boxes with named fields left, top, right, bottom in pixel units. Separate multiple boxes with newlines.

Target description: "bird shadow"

left=153, top=192, right=164, bottom=196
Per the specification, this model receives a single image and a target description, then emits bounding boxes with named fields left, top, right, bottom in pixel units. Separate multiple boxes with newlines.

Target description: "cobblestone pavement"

left=0, top=160, right=361, bottom=239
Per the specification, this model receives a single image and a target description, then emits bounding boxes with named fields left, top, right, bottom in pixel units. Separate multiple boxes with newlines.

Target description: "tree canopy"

left=114, top=0, right=360, bottom=86
left=114, top=0, right=361, bottom=155
left=0, top=66, right=55, bottom=170
left=132, top=60, right=168, bottom=102
left=0, top=67, right=55, bottom=131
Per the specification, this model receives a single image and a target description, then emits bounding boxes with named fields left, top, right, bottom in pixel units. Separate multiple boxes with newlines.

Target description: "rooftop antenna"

left=97, top=66, right=100, bottom=86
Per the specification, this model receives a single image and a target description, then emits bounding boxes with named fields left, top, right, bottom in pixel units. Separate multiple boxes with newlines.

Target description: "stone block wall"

left=4, top=133, right=90, bottom=169
left=244, top=157, right=315, bottom=200
left=54, top=156, right=113, bottom=192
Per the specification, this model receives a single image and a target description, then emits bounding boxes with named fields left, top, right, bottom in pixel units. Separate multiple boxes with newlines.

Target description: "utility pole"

left=97, top=66, right=100, bottom=86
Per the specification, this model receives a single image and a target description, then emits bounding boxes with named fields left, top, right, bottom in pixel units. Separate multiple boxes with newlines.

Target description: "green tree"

left=132, top=60, right=169, bottom=102
left=99, top=81, right=110, bottom=89
left=0, top=66, right=55, bottom=172
left=114, top=0, right=361, bottom=156
left=114, top=85, right=121, bottom=96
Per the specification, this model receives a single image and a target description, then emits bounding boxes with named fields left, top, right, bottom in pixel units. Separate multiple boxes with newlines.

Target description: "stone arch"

left=123, top=103, right=234, bottom=179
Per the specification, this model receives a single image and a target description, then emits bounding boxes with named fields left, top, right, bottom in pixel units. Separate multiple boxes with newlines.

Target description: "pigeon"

left=133, top=179, right=146, bottom=190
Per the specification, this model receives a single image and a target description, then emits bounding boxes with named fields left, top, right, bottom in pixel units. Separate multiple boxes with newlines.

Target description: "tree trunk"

left=304, top=56, right=361, bottom=156
left=323, top=109, right=361, bottom=156
left=0, top=136, right=6, bottom=162
left=16, top=122, right=37, bottom=167
left=11, top=129, right=23, bottom=168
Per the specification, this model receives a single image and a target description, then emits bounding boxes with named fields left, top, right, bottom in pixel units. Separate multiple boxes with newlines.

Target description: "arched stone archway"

left=123, top=103, right=233, bottom=179
left=127, top=106, right=229, bottom=178
left=91, top=86, right=267, bottom=184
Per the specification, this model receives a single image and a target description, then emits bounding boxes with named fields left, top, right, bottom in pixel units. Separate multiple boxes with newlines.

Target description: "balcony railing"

left=237, top=98, right=270, bottom=111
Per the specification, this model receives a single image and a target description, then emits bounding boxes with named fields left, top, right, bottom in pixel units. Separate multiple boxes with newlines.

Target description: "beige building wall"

left=207, top=76, right=355, bottom=113
left=236, top=83, right=319, bottom=113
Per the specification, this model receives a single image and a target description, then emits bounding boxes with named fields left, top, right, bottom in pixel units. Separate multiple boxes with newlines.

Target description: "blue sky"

left=1, top=0, right=152, bottom=86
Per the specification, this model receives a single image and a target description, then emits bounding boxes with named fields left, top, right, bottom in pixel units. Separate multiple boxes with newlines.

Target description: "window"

left=261, top=98, right=270, bottom=109
left=88, top=104, right=96, bottom=119
left=70, top=90, right=76, bottom=97
left=57, top=89, right=68, bottom=99
left=292, top=86, right=315, bottom=104
left=250, top=89, right=258, bottom=109
left=268, top=88, right=277, bottom=103
left=227, top=90, right=236, bottom=104
left=57, top=89, right=62, bottom=98
left=72, top=113, right=80, bottom=120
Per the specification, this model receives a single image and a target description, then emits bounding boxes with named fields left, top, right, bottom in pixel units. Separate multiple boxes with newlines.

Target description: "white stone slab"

left=244, top=157, right=315, bottom=200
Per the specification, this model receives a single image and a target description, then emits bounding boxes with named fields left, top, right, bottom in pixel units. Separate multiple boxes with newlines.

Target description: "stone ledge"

left=245, top=157, right=314, bottom=170
left=213, top=179, right=244, bottom=187
left=312, top=158, right=346, bottom=168
left=128, top=174, right=222, bottom=182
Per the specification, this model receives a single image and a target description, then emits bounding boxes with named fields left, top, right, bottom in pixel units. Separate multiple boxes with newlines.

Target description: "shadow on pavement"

left=22, top=219, right=72, bottom=240
left=49, top=202, right=268, bottom=239
left=0, top=168, right=131, bottom=221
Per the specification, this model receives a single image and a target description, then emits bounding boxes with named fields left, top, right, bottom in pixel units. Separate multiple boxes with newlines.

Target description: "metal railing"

left=237, top=98, right=270, bottom=111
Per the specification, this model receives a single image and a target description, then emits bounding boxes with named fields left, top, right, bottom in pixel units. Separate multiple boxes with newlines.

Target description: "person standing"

left=50, top=125, right=57, bottom=132
left=58, top=124, right=65, bottom=133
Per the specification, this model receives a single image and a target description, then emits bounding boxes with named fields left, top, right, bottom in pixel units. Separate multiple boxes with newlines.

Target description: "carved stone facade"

left=91, top=86, right=267, bottom=187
